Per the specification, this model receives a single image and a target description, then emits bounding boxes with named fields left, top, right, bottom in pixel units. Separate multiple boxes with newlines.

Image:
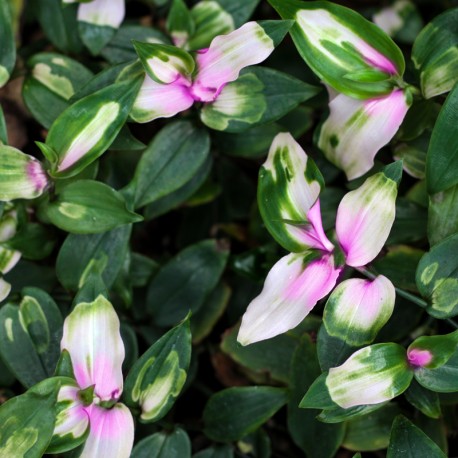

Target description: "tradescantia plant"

left=0, top=0, right=457, bottom=456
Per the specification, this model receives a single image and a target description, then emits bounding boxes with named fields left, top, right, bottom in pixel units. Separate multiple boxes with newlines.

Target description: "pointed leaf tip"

left=382, top=160, right=403, bottom=185
left=258, top=20, right=294, bottom=47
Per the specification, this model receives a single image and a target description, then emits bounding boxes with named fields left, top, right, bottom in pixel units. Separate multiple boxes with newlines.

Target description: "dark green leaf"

left=131, top=121, right=210, bottom=209
left=132, top=428, right=191, bottom=458
left=416, top=233, right=458, bottom=318
left=426, top=83, right=458, bottom=194
left=203, top=386, right=288, bottom=442
left=387, top=415, right=446, bottom=457
left=45, top=180, right=142, bottom=234
left=147, top=239, right=229, bottom=327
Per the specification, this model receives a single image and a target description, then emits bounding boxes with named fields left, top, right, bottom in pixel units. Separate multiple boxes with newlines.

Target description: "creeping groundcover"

left=0, top=0, right=457, bottom=456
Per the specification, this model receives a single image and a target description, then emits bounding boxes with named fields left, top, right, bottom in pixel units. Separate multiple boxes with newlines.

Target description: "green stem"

left=356, top=267, right=427, bottom=308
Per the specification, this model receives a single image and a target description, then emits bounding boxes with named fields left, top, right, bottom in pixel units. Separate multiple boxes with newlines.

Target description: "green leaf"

left=193, top=445, right=234, bottom=458
left=426, top=84, right=458, bottom=194
left=428, top=184, right=458, bottom=246
left=191, top=282, right=231, bottom=343
left=387, top=415, right=446, bottom=458
left=317, top=325, right=358, bottom=371
left=200, top=67, right=320, bottom=132
left=221, top=323, right=300, bottom=384
left=404, top=380, right=441, bottom=419
left=0, top=377, right=60, bottom=457
left=147, top=239, right=229, bottom=327
left=33, top=0, right=82, bottom=53
left=412, top=8, right=458, bottom=99
left=416, top=233, right=458, bottom=318
left=144, top=155, right=213, bottom=220
left=56, top=224, right=131, bottom=290
left=215, top=0, right=260, bottom=28
left=302, top=344, right=413, bottom=409
left=288, top=335, right=345, bottom=457
left=186, top=0, right=233, bottom=50
left=132, top=428, right=191, bottom=458
left=45, top=180, right=142, bottom=234
left=342, top=404, right=401, bottom=452
left=131, top=121, right=210, bottom=209
left=0, top=289, right=63, bottom=387
left=394, top=144, right=426, bottom=180
left=203, top=386, right=288, bottom=441
left=414, top=349, right=458, bottom=393
left=46, top=78, right=142, bottom=178
left=167, top=0, right=195, bottom=46
left=124, top=318, right=191, bottom=422
left=22, top=52, right=94, bottom=129
left=5, top=223, right=56, bottom=261
left=317, top=403, right=388, bottom=424
left=372, top=246, right=424, bottom=292
left=268, top=0, right=404, bottom=99
left=408, top=331, right=458, bottom=369
left=0, top=1, right=15, bottom=88
left=258, top=133, right=324, bottom=252
left=101, top=25, right=169, bottom=64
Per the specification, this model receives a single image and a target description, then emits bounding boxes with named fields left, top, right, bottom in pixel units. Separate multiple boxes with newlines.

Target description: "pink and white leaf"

left=191, top=22, right=275, bottom=102
left=318, top=90, right=410, bottom=180
left=130, top=75, right=194, bottom=123
left=237, top=252, right=341, bottom=345
left=80, top=403, right=134, bottom=458
left=61, top=295, right=125, bottom=402
left=326, top=343, right=413, bottom=408
left=336, top=171, right=398, bottom=267
left=77, top=0, right=125, bottom=28
left=323, top=276, right=396, bottom=346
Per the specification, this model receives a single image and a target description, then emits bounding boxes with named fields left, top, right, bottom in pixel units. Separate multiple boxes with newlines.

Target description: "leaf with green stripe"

left=124, top=318, right=191, bottom=423
left=43, top=78, right=142, bottom=179
left=200, top=67, right=320, bottom=132
left=22, top=53, right=94, bottom=129
left=412, top=8, right=458, bottom=99
left=258, top=132, right=324, bottom=253
left=44, top=180, right=142, bottom=234
left=0, top=288, right=63, bottom=387
left=268, top=0, right=405, bottom=99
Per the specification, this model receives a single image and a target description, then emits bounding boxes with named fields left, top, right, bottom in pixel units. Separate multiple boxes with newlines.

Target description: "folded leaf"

left=48, top=381, right=90, bottom=454
left=318, top=90, right=411, bottom=180
left=0, top=146, right=48, bottom=201
left=192, top=20, right=288, bottom=102
left=238, top=252, right=340, bottom=345
left=80, top=403, right=134, bottom=458
left=167, top=0, right=195, bottom=48
left=258, top=132, right=330, bottom=253
left=336, top=162, right=401, bottom=267
left=269, top=0, right=404, bottom=98
left=61, top=295, right=125, bottom=401
left=326, top=343, right=412, bottom=408
left=323, top=276, right=396, bottom=346
left=124, top=318, right=191, bottom=422
left=200, top=67, right=320, bottom=132
left=133, top=42, right=195, bottom=84
left=407, top=331, right=458, bottom=369
left=130, top=74, right=194, bottom=123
